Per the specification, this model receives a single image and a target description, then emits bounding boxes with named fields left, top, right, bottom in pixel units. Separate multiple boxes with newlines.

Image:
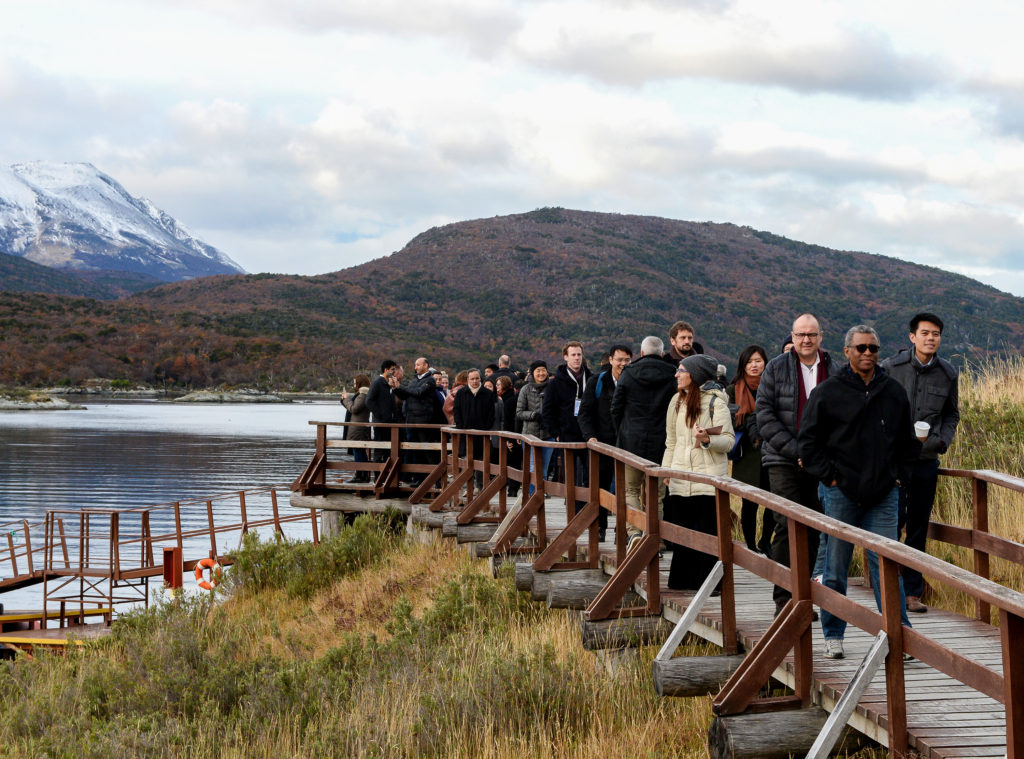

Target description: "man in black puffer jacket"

left=756, top=313, right=841, bottom=615
left=611, top=336, right=678, bottom=544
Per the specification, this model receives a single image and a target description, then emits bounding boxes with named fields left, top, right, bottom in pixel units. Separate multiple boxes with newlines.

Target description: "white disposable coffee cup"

left=914, top=421, right=930, bottom=439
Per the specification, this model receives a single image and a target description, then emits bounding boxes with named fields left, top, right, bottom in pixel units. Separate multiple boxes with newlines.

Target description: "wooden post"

left=879, top=554, right=908, bottom=757
left=588, top=447, right=601, bottom=568
left=645, top=470, right=661, bottom=615
left=239, top=490, right=249, bottom=534
left=205, top=499, right=217, bottom=558
left=615, top=458, right=627, bottom=565
left=1001, top=609, right=1024, bottom=759
left=565, top=448, right=577, bottom=563
left=163, top=546, right=182, bottom=589
left=788, top=517, right=813, bottom=705
left=316, top=423, right=327, bottom=489
left=716, top=487, right=737, bottom=655
left=973, top=478, right=990, bottom=623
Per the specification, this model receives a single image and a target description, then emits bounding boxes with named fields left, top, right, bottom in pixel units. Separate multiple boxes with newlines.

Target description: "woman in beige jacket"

left=661, top=354, right=735, bottom=590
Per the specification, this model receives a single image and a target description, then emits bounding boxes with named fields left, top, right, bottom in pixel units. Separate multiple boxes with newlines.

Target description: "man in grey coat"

left=880, top=312, right=960, bottom=612
left=756, top=313, right=841, bottom=615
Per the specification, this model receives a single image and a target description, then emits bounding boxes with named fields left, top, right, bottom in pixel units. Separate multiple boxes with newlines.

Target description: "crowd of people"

left=343, top=314, right=960, bottom=661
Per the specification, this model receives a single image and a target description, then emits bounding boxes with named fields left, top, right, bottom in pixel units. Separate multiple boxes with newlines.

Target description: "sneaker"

left=902, top=651, right=914, bottom=662
left=906, top=596, right=927, bottom=613
left=626, top=533, right=643, bottom=555
left=824, top=639, right=844, bottom=659
left=597, top=528, right=607, bottom=542
left=812, top=574, right=823, bottom=584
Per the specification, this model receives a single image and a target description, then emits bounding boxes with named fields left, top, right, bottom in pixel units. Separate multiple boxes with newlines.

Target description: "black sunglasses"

left=852, top=343, right=880, bottom=354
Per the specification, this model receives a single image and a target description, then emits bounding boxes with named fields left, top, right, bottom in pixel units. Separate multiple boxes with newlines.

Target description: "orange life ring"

left=194, top=558, right=222, bottom=590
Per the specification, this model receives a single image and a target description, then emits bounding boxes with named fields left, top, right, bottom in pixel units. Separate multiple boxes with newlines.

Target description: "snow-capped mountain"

left=0, top=162, right=245, bottom=281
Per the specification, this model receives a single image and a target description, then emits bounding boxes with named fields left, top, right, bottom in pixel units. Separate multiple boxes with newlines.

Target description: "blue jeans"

left=527, top=439, right=556, bottom=495
left=820, top=485, right=911, bottom=641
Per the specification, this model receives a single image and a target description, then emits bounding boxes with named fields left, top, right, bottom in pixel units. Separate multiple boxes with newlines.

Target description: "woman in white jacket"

left=662, top=354, right=735, bottom=590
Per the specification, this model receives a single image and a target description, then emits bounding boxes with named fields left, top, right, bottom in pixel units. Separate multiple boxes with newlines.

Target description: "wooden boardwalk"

left=295, top=422, right=1024, bottom=757
left=517, top=498, right=1010, bottom=757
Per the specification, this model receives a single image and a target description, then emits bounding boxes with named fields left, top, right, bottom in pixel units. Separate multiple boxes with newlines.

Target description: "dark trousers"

left=768, top=465, right=823, bottom=608
left=898, top=458, right=939, bottom=598
left=740, top=464, right=772, bottom=553
left=664, top=494, right=718, bottom=591
left=595, top=456, right=613, bottom=531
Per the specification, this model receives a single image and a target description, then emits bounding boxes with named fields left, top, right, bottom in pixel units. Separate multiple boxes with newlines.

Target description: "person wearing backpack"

left=579, top=343, right=633, bottom=541
left=726, top=345, right=771, bottom=553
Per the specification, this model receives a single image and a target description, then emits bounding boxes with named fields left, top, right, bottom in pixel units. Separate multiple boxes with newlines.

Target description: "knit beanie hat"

left=679, top=354, right=718, bottom=388
left=529, top=360, right=548, bottom=373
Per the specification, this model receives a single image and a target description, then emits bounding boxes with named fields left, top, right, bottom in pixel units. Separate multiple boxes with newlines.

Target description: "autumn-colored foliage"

left=2, top=209, right=1023, bottom=389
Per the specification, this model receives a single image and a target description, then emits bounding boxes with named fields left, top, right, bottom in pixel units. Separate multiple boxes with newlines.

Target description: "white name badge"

left=574, top=399, right=582, bottom=416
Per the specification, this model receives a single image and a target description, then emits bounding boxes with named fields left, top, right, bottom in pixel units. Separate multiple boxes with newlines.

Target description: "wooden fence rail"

left=297, top=419, right=1024, bottom=759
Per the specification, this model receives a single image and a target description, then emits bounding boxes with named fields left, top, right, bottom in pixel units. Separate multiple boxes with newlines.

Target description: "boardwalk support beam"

left=655, top=561, right=724, bottom=662
left=805, top=631, right=889, bottom=759
left=708, top=706, right=873, bottom=759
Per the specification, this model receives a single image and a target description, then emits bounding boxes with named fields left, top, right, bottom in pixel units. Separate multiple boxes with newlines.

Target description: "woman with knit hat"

left=661, top=354, right=735, bottom=590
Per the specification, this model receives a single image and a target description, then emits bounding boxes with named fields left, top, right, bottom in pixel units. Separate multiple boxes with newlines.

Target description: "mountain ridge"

left=1, top=208, right=1022, bottom=389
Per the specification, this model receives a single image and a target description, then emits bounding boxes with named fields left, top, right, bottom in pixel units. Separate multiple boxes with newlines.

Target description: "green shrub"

left=228, top=511, right=404, bottom=599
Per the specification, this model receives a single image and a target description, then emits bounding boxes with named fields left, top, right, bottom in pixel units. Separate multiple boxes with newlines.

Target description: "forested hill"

left=2, top=208, right=1023, bottom=389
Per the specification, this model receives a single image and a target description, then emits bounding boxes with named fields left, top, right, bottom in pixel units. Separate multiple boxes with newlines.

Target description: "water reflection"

left=0, top=400, right=342, bottom=607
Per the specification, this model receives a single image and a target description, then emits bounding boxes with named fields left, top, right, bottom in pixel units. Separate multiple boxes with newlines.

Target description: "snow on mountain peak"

left=1, top=161, right=245, bottom=281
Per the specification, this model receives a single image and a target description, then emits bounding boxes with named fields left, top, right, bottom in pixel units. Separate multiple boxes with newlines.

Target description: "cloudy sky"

left=4, top=1, right=1024, bottom=295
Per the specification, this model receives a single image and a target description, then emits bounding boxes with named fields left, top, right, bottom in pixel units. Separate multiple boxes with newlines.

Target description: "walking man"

left=756, top=313, right=841, bottom=615
left=611, top=336, right=678, bottom=549
left=881, top=312, right=960, bottom=612
left=542, top=341, right=593, bottom=501
left=579, top=343, right=633, bottom=540
left=799, top=325, right=920, bottom=659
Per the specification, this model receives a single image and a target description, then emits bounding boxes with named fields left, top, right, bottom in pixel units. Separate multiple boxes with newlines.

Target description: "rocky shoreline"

left=0, top=393, right=86, bottom=411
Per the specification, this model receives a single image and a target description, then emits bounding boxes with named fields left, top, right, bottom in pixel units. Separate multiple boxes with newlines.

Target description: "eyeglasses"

left=852, top=343, right=880, bottom=354
left=792, top=332, right=821, bottom=340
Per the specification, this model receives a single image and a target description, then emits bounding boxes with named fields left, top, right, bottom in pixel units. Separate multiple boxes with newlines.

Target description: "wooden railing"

left=414, top=424, right=1024, bottom=758
left=36, top=485, right=317, bottom=624
left=0, top=518, right=67, bottom=592
left=291, top=421, right=448, bottom=499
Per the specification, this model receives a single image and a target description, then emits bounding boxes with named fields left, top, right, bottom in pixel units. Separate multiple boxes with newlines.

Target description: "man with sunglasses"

left=756, top=313, right=841, bottom=616
left=798, top=325, right=921, bottom=659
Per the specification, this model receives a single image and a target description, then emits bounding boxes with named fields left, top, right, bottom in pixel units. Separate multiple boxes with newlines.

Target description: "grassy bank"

left=0, top=514, right=725, bottom=758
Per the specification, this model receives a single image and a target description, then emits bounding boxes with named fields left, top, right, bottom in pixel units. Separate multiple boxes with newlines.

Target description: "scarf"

left=734, top=374, right=760, bottom=426
left=796, top=350, right=830, bottom=428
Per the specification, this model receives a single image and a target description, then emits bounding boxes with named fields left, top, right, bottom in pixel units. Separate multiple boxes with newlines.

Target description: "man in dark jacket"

left=664, top=321, right=705, bottom=363
left=366, top=359, right=398, bottom=462
left=880, top=312, right=960, bottom=612
left=798, top=325, right=920, bottom=659
left=454, top=368, right=495, bottom=487
left=393, top=357, right=440, bottom=482
left=755, top=313, right=841, bottom=615
left=579, top=343, right=632, bottom=540
left=611, top=336, right=678, bottom=546
left=542, top=341, right=593, bottom=500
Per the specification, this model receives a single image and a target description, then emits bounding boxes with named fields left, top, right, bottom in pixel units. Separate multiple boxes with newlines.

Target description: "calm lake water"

left=0, top=399, right=344, bottom=608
